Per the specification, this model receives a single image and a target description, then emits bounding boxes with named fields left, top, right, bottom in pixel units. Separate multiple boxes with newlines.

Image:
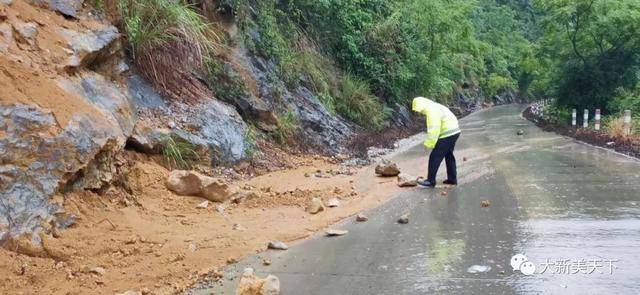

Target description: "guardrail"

left=531, top=100, right=633, bottom=136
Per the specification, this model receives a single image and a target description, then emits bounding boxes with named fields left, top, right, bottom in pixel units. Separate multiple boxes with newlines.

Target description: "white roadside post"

left=572, top=109, right=577, bottom=127
left=623, top=110, right=632, bottom=136
left=595, top=109, right=601, bottom=130
left=583, top=109, right=589, bottom=128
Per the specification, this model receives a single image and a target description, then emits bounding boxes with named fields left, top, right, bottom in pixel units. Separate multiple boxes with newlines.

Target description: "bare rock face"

left=59, top=26, right=123, bottom=77
left=397, top=173, right=417, bottom=187
left=1, top=91, right=134, bottom=243
left=236, top=268, right=280, bottom=295
left=166, top=170, right=203, bottom=196
left=375, top=159, right=401, bottom=177
left=47, top=0, right=83, bottom=18
left=305, top=197, right=325, bottom=214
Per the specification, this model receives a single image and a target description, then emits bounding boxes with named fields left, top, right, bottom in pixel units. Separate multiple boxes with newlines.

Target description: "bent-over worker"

left=411, top=97, right=461, bottom=188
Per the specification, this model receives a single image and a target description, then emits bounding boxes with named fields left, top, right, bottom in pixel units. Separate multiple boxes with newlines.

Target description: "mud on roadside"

left=523, top=106, right=640, bottom=159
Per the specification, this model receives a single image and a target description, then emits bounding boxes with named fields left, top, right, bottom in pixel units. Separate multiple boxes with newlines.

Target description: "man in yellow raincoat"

left=412, top=97, right=461, bottom=188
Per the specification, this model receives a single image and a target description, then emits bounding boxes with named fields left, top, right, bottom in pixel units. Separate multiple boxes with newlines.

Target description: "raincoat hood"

left=412, top=97, right=432, bottom=113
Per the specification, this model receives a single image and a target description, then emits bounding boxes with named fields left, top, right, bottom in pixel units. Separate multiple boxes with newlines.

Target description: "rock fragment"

left=355, top=213, right=368, bottom=222
left=267, top=240, right=288, bottom=250
left=398, top=214, right=409, bottom=224
left=375, top=159, right=401, bottom=177
left=326, top=229, right=348, bottom=236
left=305, top=198, right=324, bottom=214
left=397, top=173, right=417, bottom=187
left=326, top=197, right=340, bottom=208
left=196, top=200, right=209, bottom=209
left=13, top=22, right=38, bottom=46
left=517, top=129, right=524, bottom=136
left=89, top=267, right=106, bottom=276
left=481, top=200, right=491, bottom=207
left=236, top=268, right=281, bottom=295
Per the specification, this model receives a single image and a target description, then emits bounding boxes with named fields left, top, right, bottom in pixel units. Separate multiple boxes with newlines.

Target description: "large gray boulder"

left=231, top=46, right=353, bottom=154
left=128, top=74, right=249, bottom=164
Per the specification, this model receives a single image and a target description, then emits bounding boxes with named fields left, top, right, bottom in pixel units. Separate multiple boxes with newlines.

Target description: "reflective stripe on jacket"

left=411, top=97, right=461, bottom=149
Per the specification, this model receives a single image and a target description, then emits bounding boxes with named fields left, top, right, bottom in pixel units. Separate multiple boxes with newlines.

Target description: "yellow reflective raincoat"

left=412, top=97, right=461, bottom=149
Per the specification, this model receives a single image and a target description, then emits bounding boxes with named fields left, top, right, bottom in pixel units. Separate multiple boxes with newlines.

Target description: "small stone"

left=188, top=243, right=197, bottom=252
left=0, top=7, right=7, bottom=22
left=326, top=229, right=348, bottom=236
left=226, top=257, right=237, bottom=264
left=397, top=173, right=417, bottom=187
left=263, top=274, right=280, bottom=295
left=13, top=22, right=38, bottom=45
left=440, top=191, right=448, bottom=196
left=304, top=173, right=310, bottom=177
left=375, top=159, right=401, bottom=177
left=481, top=200, right=491, bottom=207
left=463, top=157, right=468, bottom=162
left=305, top=198, right=324, bottom=214
left=398, top=214, right=409, bottom=224
left=233, top=223, right=246, bottom=231
left=267, top=240, right=288, bottom=250
left=1, top=0, right=12, bottom=6
left=356, top=213, right=368, bottom=222
left=116, top=291, right=142, bottom=295
left=517, top=129, right=524, bottom=136
left=262, top=258, right=271, bottom=266
left=89, top=266, right=106, bottom=276
left=326, top=197, right=340, bottom=208
left=196, top=200, right=209, bottom=209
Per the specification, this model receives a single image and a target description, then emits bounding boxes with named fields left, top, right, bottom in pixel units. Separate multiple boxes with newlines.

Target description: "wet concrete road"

left=188, top=105, right=640, bottom=294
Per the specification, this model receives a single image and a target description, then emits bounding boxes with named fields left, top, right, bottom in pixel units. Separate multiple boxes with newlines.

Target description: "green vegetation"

left=117, top=0, right=218, bottom=100
left=243, top=124, right=260, bottom=158
left=114, top=0, right=639, bottom=136
left=158, top=135, right=201, bottom=169
left=272, top=110, right=299, bottom=144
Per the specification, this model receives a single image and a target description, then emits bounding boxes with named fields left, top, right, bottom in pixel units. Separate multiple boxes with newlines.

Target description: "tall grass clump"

left=272, top=110, right=299, bottom=144
left=158, top=134, right=201, bottom=169
left=336, top=75, right=385, bottom=129
left=117, top=0, right=219, bottom=100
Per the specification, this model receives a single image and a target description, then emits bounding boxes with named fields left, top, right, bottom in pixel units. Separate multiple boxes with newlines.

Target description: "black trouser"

left=427, top=133, right=460, bottom=183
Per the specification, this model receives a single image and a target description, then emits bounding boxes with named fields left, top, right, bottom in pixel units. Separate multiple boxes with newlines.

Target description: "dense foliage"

left=116, top=0, right=640, bottom=130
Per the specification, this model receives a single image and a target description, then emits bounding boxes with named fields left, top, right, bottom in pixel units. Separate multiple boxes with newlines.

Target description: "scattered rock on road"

left=398, top=214, right=409, bottom=224
left=267, top=240, right=288, bottom=250
left=236, top=268, right=281, bottom=295
left=440, top=191, right=448, bottom=196
left=305, top=198, right=325, bottom=214
left=397, top=173, right=417, bottom=187
left=262, top=258, right=271, bottom=266
left=517, top=129, right=525, bottom=136
left=325, top=229, right=348, bottom=236
left=481, top=200, right=491, bottom=207
left=356, top=213, right=368, bottom=222
left=326, top=197, right=340, bottom=208
left=375, top=159, right=401, bottom=177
